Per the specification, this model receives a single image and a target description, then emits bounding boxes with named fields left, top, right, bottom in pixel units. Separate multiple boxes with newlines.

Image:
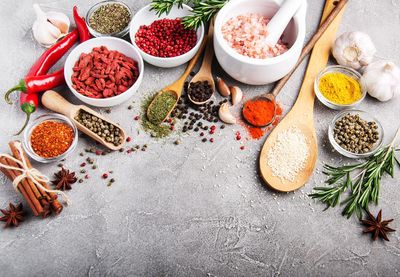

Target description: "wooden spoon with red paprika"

left=242, top=0, right=348, bottom=128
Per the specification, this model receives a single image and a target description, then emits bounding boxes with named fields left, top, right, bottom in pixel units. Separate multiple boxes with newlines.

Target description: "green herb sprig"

left=150, top=0, right=228, bottom=29
left=310, top=128, right=400, bottom=219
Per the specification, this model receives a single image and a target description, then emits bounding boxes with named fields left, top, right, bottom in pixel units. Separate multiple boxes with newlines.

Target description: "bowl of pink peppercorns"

left=129, top=4, right=205, bottom=68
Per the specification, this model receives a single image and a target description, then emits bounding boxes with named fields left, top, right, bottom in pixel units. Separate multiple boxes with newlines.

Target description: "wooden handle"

left=295, top=0, right=347, bottom=107
left=42, top=90, right=76, bottom=117
left=200, top=20, right=215, bottom=74
left=175, top=31, right=208, bottom=89
left=271, top=0, right=348, bottom=97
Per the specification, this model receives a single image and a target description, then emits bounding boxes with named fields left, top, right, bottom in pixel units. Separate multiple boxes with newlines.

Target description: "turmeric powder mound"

left=318, top=72, right=362, bottom=105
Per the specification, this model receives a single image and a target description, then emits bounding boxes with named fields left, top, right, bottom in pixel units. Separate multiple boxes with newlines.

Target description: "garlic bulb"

left=32, top=4, right=70, bottom=48
left=332, top=31, right=376, bottom=70
left=360, top=61, right=400, bottom=102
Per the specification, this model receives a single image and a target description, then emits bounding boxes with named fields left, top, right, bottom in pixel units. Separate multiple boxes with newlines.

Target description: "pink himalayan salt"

left=222, top=13, right=288, bottom=59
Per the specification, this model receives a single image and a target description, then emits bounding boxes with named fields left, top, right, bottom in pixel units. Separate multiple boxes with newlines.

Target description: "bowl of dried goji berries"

left=129, top=4, right=205, bottom=68
left=64, top=37, right=144, bottom=107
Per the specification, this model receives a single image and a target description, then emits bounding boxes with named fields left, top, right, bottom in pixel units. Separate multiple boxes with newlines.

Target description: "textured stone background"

left=1, top=0, right=400, bottom=276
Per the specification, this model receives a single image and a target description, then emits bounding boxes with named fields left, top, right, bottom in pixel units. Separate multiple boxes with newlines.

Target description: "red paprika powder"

left=242, top=99, right=276, bottom=127
left=242, top=102, right=283, bottom=140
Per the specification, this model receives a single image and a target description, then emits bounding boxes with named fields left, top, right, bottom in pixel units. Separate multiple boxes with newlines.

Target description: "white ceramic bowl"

left=129, top=4, right=205, bottom=68
left=214, top=0, right=307, bottom=85
left=64, top=37, right=144, bottom=107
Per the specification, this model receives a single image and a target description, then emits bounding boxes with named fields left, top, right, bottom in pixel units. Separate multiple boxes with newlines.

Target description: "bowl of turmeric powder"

left=314, top=65, right=366, bottom=110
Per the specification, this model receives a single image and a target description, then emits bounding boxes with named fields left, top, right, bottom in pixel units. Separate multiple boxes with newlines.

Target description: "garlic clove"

left=32, top=4, right=69, bottom=47
left=230, top=86, right=243, bottom=105
left=47, top=11, right=70, bottom=35
left=32, top=20, right=61, bottom=47
left=217, top=77, right=230, bottom=97
left=218, top=103, right=237, bottom=124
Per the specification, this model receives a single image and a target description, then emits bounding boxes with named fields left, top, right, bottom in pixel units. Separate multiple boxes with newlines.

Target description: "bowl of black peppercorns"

left=328, top=110, right=384, bottom=159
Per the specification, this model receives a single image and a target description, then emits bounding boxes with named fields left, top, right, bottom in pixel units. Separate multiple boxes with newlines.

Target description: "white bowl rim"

left=214, top=0, right=307, bottom=65
left=65, top=37, right=144, bottom=103
left=129, top=3, right=205, bottom=62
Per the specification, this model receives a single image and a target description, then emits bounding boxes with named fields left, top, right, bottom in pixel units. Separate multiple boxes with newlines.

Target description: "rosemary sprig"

left=310, top=128, right=400, bottom=219
left=150, top=0, right=228, bottom=29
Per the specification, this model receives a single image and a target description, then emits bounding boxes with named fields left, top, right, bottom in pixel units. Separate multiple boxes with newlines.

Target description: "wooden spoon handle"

left=200, top=20, right=215, bottom=74
left=295, top=0, right=347, bottom=107
left=174, top=33, right=208, bottom=93
left=270, top=0, right=348, bottom=97
left=42, top=90, right=76, bottom=117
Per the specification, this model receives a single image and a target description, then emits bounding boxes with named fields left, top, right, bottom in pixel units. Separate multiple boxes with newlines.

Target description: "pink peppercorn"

left=80, top=162, right=86, bottom=167
left=240, top=146, right=245, bottom=150
left=95, top=150, right=103, bottom=156
left=210, top=138, right=214, bottom=143
left=134, top=116, right=140, bottom=121
left=126, top=137, right=132, bottom=142
left=135, top=18, right=197, bottom=58
left=102, top=173, right=108, bottom=179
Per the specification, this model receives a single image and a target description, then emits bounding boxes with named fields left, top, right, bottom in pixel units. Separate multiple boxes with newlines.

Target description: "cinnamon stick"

left=9, top=141, right=63, bottom=214
left=0, top=157, right=40, bottom=216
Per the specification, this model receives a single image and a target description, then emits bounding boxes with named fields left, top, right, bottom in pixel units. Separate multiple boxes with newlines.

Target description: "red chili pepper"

left=13, top=30, right=79, bottom=135
left=73, top=6, right=91, bottom=42
left=17, top=93, right=39, bottom=135
left=5, top=69, right=65, bottom=104
left=29, top=29, right=79, bottom=76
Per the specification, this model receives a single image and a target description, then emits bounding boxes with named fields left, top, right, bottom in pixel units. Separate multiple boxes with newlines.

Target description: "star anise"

left=52, top=168, right=77, bottom=191
left=0, top=203, right=24, bottom=228
left=361, top=210, right=396, bottom=241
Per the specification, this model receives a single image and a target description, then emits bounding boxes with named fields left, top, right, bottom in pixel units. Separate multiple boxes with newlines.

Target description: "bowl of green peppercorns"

left=328, top=110, right=384, bottom=159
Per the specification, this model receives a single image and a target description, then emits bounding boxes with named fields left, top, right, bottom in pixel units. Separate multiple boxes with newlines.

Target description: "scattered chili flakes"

left=30, top=121, right=74, bottom=158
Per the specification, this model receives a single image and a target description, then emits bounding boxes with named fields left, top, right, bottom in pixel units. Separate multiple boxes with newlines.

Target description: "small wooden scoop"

left=146, top=36, right=207, bottom=125
left=259, top=0, right=347, bottom=192
left=188, top=20, right=215, bottom=105
left=42, top=90, right=126, bottom=151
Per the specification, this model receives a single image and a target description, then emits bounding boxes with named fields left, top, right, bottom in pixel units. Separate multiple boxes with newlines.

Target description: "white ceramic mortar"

left=214, top=0, right=307, bottom=85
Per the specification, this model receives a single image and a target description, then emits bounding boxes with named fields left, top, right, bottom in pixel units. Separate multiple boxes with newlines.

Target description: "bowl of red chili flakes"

left=64, top=37, right=144, bottom=107
left=23, top=113, right=78, bottom=163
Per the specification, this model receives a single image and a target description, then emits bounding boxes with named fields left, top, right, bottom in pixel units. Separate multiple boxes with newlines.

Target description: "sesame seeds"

left=267, top=128, right=309, bottom=182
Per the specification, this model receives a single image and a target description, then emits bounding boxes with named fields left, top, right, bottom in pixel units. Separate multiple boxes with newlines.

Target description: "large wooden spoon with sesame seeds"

left=259, top=0, right=347, bottom=192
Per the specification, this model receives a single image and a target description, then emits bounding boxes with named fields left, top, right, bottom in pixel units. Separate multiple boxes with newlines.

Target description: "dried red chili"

left=30, top=121, right=74, bottom=158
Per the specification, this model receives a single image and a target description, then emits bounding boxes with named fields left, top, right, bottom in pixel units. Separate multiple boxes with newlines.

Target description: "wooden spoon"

left=242, top=0, right=348, bottom=128
left=259, top=0, right=348, bottom=192
left=41, top=90, right=126, bottom=151
left=146, top=36, right=207, bottom=125
left=188, top=20, right=215, bottom=105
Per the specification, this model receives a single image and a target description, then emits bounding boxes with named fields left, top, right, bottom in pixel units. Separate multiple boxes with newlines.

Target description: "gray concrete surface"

left=1, top=0, right=400, bottom=276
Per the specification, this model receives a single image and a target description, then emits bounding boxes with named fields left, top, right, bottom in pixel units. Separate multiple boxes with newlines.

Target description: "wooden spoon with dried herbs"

left=310, top=128, right=400, bottom=219
left=146, top=35, right=207, bottom=125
